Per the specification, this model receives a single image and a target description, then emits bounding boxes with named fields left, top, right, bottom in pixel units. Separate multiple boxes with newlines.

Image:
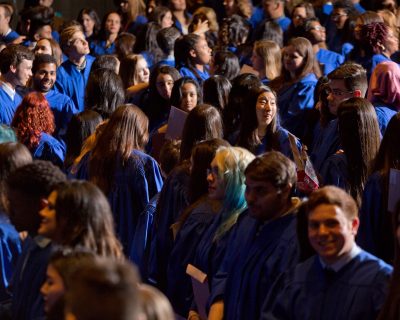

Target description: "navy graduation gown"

left=263, top=251, right=392, bottom=320
left=148, top=163, right=190, bottom=291
left=310, top=119, right=340, bottom=174
left=254, top=126, right=302, bottom=159
left=319, top=152, right=348, bottom=190
left=11, top=236, right=52, bottom=320
left=277, top=73, right=317, bottom=138
left=166, top=198, right=218, bottom=316
left=223, top=211, right=300, bottom=320
left=107, top=150, right=163, bottom=254
left=54, top=55, right=95, bottom=112
left=357, top=172, right=394, bottom=263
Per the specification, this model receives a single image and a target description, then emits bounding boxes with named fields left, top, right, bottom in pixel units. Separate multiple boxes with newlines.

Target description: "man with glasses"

left=310, top=63, right=367, bottom=173
left=55, top=24, right=95, bottom=113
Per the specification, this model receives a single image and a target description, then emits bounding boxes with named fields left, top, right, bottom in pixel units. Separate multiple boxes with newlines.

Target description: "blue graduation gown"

left=254, top=126, right=302, bottom=159
left=319, top=152, right=348, bottom=190
left=54, top=55, right=95, bottom=112
left=1, top=30, right=19, bottom=44
left=310, top=119, right=340, bottom=173
left=106, top=150, right=163, bottom=254
left=166, top=198, right=218, bottom=316
left=129, top=193, right=159, bottom=274
left=262, top=251, right=392, bottom=320
left=11, top=236, right=52, bottom=320
left=357, top=172, right=394, bottom=263
left=179, top=66, right=210, bottom=83
left=0, top=87, right=22, bottom=126
left=147, top=163, right=190, bottom=291
left=45, top=89, right=79, bottom=142
left=374, top=103, right=397, bottom=136
left=223, top=211, right=300, bottom=320
left=0, top=212, right=21, bottom=302
left=277, top=73, right=317, bottom=138
left=90, top=40, right=116, bottom=56
left=32, top=133, right=66, bottom=168
left=316, top=48, right=344, bottom=75
left=249, top=9, right=290, bottom=32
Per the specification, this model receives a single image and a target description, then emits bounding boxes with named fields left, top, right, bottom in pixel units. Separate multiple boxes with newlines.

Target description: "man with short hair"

left=209, top=151, right=302, bottom=320
left=0, top=44, right=34, bottom=125
left=250, top=0, right=291, bottom=32
left=55, top=24, right=95, bottom=112
left=310, top=63, right=367, bottom=173
left=0, top=4, right=19, bottom=44
left=262, top=186, right=392, bottom=319
left=7, top=161, right=66, bottom=320
left=32, top=54, right=78, bottom=141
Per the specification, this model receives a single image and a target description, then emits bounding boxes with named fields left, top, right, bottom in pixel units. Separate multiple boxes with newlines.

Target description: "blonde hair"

left=60, top=24, right=84, bottom=52
left=127, top=0, right=146, bottom=24
left=254, top=40, right=282, bottom=81
left=193, top=7, right=219, bottom=32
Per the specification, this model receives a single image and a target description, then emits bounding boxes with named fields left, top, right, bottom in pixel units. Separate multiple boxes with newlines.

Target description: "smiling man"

left=32, top=54, right=78, bottom=142
left=263, top=186, right=392, bottom=320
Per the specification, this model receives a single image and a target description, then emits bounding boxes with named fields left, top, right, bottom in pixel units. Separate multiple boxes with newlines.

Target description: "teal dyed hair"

left=213, top=146, right=255, bottom=241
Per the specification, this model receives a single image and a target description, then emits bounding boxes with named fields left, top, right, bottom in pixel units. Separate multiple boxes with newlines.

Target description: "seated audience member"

left=310, top=63, right=368, bottom=174
left=64, top=257, right=143, bottom=320
left=55, top=24, right=95, bottom=113
left=32, top=54, right=78, bottom=142
left=40, top=249, right=96, bottom=320
left=208, top=151, right=301, bottom=320
left=139, top=284, right=175, bottom=320
left=91, top=54, right=120, bottom=74
left=90, top=11, right=122, bottom=56
left=263, top=186, right=393, bottom=320
left=7, top=161, right=66, bottom=320
left=12, top=92, right=66, bottom=167
left=320, top=98, right=380, bottom=208
left=38, top=180, right=123, bottom=258
left=0, top=44, right=34, bottom=125
left=175, top=33, right=212, bottom=84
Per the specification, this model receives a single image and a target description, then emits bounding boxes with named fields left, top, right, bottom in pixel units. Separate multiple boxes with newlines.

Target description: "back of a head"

left=91, top=55, right=120, bottom=73
left=180, top=104, right=223, bottom=161
left=157, top=26, right=181, bottom=56
left=85, top=68, right=125, bottom=119
left=65, top=257, right=142, bottom=320
left=328, top=63, right=368, bottom=97
left=0, top=142, right=32, bottom=182
left=139, top=284, right=174, bottom=320
left=245, top=151, right=297, bottom=190
left=7, top=160, right=66, bottom=199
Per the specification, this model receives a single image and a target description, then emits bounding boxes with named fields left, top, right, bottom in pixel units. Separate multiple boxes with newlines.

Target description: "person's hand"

left=11, top=36, right=26, bottom=45
left=192, top=19, right=209, bottom=35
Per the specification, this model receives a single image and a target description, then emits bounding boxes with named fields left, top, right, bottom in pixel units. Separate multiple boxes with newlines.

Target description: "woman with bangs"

left=272, top=37, right=320, bottom=140
left=11, top=92, right=65, bottom=167
left=237, top=85, right=301, bottom=157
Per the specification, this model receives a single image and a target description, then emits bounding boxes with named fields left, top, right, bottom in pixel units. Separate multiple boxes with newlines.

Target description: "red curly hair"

left=11, top=92, right=55, bottom=149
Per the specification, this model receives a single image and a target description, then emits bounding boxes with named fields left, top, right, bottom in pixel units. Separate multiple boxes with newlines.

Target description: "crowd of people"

left=0, top=0, right=399, bottom=319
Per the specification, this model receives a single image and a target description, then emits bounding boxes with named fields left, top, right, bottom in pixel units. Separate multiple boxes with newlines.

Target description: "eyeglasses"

left=331, top=13, right=348, bottom=20
left=326, top=88, right=354, bottom=96
left=309, top=26, right=325, bottom=31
